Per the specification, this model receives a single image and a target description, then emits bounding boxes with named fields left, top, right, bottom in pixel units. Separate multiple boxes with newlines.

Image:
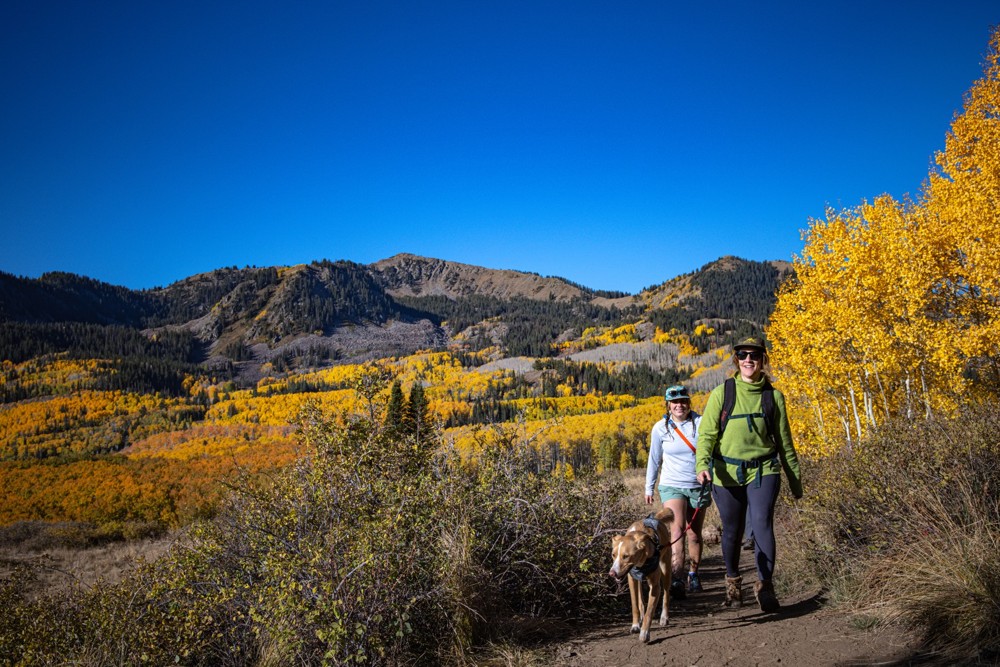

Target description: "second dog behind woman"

left=645, top=385, right=711, bottom=600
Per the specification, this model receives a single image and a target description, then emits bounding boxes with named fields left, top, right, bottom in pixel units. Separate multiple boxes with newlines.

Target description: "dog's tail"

left=654, top=507, right=675, bottom=523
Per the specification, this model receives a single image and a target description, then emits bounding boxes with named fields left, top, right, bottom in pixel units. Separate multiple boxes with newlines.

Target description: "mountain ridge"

left=0, top=254, right=791, bottom=378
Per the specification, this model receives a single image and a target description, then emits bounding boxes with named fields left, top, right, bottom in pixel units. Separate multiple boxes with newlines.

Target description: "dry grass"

left=468, top=642, right=547, bottom=667
left=0, top=521, right=174, bottom=596
left=855, top=478, right=1000, bottom=658
left=780, top=405, right=1000, bottom=662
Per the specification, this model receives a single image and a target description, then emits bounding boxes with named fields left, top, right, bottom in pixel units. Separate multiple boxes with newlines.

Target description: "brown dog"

left=608, top=506, right=674, bottom=642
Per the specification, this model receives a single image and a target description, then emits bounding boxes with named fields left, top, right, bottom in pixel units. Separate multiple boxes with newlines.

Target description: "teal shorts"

left=658, top=484, right=712, bottom=510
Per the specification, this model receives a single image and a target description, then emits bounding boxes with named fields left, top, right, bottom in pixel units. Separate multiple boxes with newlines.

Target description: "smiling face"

left=734, top=348, right=765, bottom=382
left=667, top=399, right=690, bottom=421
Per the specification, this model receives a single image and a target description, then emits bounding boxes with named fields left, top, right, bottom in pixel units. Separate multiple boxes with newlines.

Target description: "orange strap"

left=669, top=421, right=697, bottom=454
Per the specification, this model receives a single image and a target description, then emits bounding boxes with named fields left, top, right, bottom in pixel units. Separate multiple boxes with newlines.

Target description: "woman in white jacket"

left=645, top=385, right=710, bottom=599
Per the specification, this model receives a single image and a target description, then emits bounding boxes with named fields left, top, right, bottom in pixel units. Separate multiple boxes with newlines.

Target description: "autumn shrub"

left=783, top=403, right=1000, bottom=659
left=0, top=565, right=89, bottom=664
left=0, top=391, right=633, bottom=665
left=447, top=421, right=633, bottom=642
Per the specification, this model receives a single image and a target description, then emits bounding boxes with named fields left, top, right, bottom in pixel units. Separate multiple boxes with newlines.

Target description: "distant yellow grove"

left=1, top=343, right=728, bottom=527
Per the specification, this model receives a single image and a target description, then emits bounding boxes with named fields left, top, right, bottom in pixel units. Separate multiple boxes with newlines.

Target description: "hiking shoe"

left=742, top=537, right=755, bottom=551
left=754, top=580, right=781, bottom=613
left=687, top=572, right=702, bottom=593
left=723, top=575, right=743, bottom=607
left=670, top=577, right=687, bottom=600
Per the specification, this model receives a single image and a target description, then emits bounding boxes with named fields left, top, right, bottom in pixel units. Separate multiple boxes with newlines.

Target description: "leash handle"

left=668, top=481, right=711, bottom=547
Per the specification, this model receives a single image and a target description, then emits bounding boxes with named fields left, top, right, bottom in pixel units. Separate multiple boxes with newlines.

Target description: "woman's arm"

left=644, top=422, right=664, bottom=503
left=773, top=390, right=803, bottom=498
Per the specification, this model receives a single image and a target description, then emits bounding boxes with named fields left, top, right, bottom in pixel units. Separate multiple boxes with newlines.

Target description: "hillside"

left=1, top=254, right=788, bottom=377
left=371, top=253, right=600, bottom=301
left=0, top=253, right=792, bottom=529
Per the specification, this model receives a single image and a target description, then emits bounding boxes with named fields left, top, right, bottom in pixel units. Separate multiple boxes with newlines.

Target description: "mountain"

left=640, top=255, right=793, bottom=334
left=0, top=270, right=155, bottom=326
left=371, top=253, right=598, bottom=302
left=0, top=254, right=791, bottom=383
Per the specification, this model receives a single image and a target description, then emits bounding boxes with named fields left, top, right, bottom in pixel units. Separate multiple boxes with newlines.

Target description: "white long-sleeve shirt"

left=645, top=411, right=702, bottom=495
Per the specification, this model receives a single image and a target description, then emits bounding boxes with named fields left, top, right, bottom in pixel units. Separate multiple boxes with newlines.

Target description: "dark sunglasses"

left=736, top=350, right=763, bottom=361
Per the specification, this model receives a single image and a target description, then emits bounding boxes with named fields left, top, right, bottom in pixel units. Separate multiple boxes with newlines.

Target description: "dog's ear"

left=611, top=535, right=623, bottom=547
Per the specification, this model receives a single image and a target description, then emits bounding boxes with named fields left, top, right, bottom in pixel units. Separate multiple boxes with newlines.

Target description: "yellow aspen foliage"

left=652, top=327, right=674, bottom=344
left=553, top=460, right=575, bottom=481
left=769, top=26, right=1000, bottom=455
left=676, top=337, right=699, bottom=357
left=444, top=399, right=663, bottom=463
left=924, top=26, right=1000, bottom=373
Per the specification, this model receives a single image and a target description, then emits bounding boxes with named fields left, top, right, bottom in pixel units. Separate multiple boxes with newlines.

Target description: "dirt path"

left=547, top=549, right=922, bottom=667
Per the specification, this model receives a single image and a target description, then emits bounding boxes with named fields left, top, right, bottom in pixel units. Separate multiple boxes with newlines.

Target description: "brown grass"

left=778, top=404, right=1000, bottom=662
left=0, top=521, right=174, bottom=596
left=855, top=476, right=1000, bottom=658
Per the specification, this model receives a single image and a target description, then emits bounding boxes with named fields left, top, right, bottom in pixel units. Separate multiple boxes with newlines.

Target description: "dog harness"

left=629, top=515, right=663, bottom=581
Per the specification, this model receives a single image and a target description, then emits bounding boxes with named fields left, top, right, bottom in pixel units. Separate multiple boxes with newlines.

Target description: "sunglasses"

left=736, top=350, right=763, bottom=361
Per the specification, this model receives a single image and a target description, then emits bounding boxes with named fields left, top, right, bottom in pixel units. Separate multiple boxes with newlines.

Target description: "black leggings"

left=712, top=474, right=780, bottom=580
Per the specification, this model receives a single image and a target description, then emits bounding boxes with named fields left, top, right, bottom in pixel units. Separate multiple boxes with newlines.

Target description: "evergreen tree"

left=384, top=380, right=406, bottom=435
left=405, top=382, right=429, bottom=441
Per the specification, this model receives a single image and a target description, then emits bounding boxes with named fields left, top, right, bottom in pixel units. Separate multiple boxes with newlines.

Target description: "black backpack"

left=718, top=377, right=777, bottom=445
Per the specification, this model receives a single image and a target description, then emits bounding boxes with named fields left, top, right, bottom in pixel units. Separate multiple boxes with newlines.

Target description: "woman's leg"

left=747, top=474, right=781, bottom=580
left=686, top=503, right=706, bottom=573
left=711, top=484, right=748, bottom=578
left=663, top=497, right=689, bottom=579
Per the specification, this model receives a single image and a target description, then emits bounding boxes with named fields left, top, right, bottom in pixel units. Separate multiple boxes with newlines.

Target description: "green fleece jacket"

left=695, top=375, right=803, bottom=498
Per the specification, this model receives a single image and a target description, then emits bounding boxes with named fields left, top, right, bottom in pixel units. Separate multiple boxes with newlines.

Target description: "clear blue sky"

left=2, top=2, right=997, bottom=294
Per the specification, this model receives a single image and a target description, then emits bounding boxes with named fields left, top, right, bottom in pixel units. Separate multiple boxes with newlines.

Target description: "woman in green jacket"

left=695, top=337, right=802, bottom=613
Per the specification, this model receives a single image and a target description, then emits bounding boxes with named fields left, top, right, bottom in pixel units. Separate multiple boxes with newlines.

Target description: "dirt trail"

left=548, top=549, right=922, bottom=667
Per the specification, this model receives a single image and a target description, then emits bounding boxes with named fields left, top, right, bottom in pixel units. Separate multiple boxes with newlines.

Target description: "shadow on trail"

left=593, top=552, right=820, bottom=647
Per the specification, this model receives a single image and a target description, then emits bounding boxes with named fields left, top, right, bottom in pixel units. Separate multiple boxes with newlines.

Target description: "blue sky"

left=2, top=2, right=998, bottom=294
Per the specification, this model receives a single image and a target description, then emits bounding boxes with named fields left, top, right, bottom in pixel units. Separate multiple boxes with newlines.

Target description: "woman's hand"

left=696, top=470, right=712, bottom=485
left=644, top=494, right=654, bottom=505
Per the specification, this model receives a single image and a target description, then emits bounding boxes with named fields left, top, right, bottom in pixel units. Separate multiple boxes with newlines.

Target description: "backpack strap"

left=719, top=378, right=736, bottom=436
left=714, top=451, right=779, bottom=487
left=719, top=376, right=777, bottom=444
left=760, top=382, right=777, bottom=445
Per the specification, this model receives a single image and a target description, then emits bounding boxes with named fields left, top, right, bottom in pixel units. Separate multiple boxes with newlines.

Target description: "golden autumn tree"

left=923, top=25, right=1000, bottom=389
left=769, top=25, right=1000, bottom=455
left=769, top=197, right=957, bottom=454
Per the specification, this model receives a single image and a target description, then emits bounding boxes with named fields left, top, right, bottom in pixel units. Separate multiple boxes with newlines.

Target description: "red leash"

left=664, top=421, right=710, bottom=546
left=667, top=482, right=711, bottom=546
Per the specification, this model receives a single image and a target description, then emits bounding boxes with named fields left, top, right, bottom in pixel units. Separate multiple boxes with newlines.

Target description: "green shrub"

left=1, top=390, right=633, bottom=665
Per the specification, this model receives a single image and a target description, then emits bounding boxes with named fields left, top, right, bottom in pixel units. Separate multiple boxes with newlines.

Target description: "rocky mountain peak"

left=371, top=253, right=588, bottom=301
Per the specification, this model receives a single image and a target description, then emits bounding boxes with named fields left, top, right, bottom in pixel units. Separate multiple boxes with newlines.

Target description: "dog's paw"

left=640, top=629, right=651, bottom=643
left=658, top=614, right=668, bottom=627
left=630, top=624, right=640, bottom=634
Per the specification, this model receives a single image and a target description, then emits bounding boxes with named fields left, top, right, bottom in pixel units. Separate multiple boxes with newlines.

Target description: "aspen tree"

left=770, top=26, right=1000, bottom=453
